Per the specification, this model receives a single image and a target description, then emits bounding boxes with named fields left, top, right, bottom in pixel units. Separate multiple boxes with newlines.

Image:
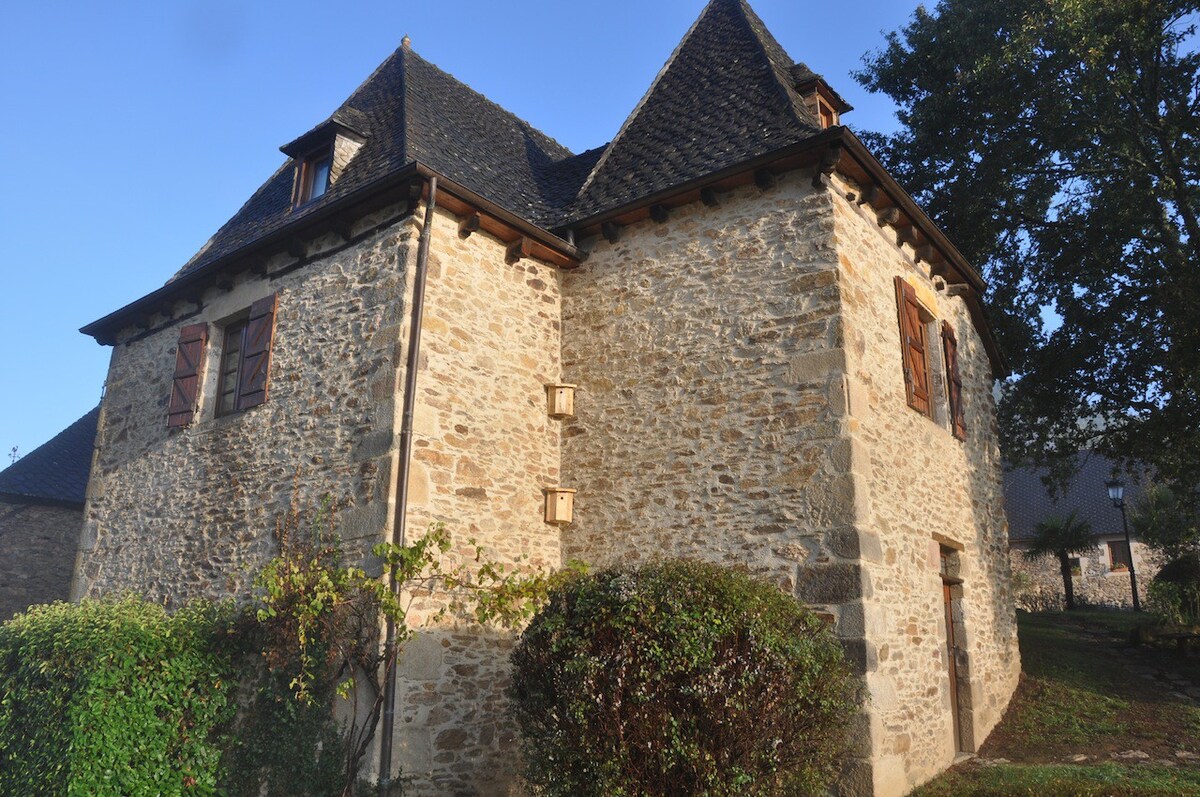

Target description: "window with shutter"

left=236, top=294, right=278, bottom=411
left=894, top=277, right=932, bottom=417
left=168, top=323, right=208, bottom=429
left=213, top=293, right=279, bottom=417
left=941, top=322, right=967, bottom=440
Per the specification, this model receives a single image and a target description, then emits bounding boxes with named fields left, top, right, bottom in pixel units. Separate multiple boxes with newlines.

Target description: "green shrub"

left=0, top=597, right=236, bottom=796
left=508, top=560, right=856, bottom=797
left=1148, top=554, right=1200, bottom=626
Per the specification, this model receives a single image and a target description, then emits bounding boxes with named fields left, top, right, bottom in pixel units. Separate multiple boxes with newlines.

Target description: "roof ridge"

left=570, top=2, right=716, bottom=203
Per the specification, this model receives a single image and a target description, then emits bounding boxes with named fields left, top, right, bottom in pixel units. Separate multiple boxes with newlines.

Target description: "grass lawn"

left=910, top=610, right=1200, bottom=796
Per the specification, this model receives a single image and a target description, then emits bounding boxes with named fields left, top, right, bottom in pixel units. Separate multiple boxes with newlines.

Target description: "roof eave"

left=80, top=162, right=584, bottom=345
left=557, top=126, right=1008, bottom=378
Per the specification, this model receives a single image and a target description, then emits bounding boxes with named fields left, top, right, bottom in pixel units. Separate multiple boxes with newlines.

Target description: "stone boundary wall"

left=1010, top=539, right=1155, bottom=611
left=830, top=176, right=1020, bottom=797
left=0, top=500, right=81, bottom=620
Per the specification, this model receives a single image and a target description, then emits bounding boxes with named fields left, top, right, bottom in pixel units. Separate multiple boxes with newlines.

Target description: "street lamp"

left=1105, top=478, right=1141, bottom=611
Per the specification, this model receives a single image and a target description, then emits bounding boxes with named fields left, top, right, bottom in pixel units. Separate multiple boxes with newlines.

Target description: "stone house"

left=1007, top=453, right=1152, bottom=611
left=0, top=407, right=98, bottom=620
left=72, top=1, right=1019, bottom=794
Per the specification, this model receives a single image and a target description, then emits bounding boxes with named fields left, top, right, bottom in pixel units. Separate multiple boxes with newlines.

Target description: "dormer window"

left=280, top=118, right=366, bottom=211
left=791, top=64, right=852, bottom=132
left=295, top=149, right=333, bottom=206
left=813, top=96, right=838, bottom=129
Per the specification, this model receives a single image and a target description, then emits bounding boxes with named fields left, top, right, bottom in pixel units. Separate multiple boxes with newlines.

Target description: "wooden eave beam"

left=458, top=213, right=482, bottom=238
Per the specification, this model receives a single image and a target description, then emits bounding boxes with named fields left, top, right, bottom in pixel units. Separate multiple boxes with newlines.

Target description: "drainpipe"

left=378, top=175, right=437, bottom=791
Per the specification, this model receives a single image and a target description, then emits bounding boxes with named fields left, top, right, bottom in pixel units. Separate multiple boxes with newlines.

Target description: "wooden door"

left=943, top=581, right=962, bottom=751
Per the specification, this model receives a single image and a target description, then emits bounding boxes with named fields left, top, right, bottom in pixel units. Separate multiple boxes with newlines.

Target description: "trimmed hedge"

left=508, top=560, right=856, bottom=797
left=0, top=598, right=236, bottom=796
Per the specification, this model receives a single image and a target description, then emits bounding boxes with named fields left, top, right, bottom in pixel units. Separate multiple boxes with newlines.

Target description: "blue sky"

left=0, top=0, right=921, bottom=460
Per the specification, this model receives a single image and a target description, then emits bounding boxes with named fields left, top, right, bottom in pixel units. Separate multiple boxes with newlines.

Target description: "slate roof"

left=565, top=0, right=821, bottom=220
left=0, top=407, right=99, bottom=507
left=1005, top=452, right=1146, bottom=543
left=173, top=0, right=825, bottom=280
left=177, top=43, right=581, bottom=278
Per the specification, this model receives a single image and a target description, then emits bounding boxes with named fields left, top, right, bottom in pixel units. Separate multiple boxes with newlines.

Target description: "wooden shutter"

left=942, top=321, right=967, bottom=440
left=894, top=277, right=931, bottom=416
left=236, top=293, right=278, bottom=411
left=168, top=323, right=208, bottom=429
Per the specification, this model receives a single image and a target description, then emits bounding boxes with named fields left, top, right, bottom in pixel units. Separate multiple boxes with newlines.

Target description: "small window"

left=216, top=318, right=248, bottom=416
left=294, top=150, right=332, bottom=207
left=213, top=294, right=278, bottom=418
left=1069, top=557, right=1081, bottom=576
left=1108, top=541, right=1132, bottom=571
left=804, top=94, right=839, bottom=129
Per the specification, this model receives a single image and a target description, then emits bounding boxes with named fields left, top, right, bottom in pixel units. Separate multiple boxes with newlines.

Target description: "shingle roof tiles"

left=172, top=0, right=823, bottom=281
left=1004, top=452, right=1147, bottom=542
left=0, top=407, right=99, bottom=506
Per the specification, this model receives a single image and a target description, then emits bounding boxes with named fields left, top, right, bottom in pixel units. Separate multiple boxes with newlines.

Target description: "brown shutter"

left=942, top=321, right=967, bottom=440
left=168, top=323, right=208, bottom=428
left=894, top=277, right=931, bottom=416
left=236, top=293, right=278, bottom=411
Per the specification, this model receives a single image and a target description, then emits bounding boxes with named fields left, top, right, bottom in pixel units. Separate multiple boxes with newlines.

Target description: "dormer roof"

left=279, top=117, right=366, bottom=159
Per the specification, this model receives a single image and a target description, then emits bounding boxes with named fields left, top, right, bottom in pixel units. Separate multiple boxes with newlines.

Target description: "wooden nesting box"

left=546, top=384, right=576, bottom=418
left=543, top=487, right=577, bottom=525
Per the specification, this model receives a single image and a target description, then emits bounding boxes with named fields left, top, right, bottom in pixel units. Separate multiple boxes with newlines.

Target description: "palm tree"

left=1024, top=512, right=1094, bottom=610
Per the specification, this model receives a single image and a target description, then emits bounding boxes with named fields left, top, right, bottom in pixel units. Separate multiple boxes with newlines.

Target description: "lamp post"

left=1106, top=479, right=1141, bottom=611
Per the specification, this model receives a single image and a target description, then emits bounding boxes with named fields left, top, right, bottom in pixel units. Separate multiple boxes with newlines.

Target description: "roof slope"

left=1005, top=453, right=1145, bottom=542
left=0, top=407, right=99, bottom=506
left=567, top=0, right=821, bottom=220
left=177, top=45, right=579, bottom=279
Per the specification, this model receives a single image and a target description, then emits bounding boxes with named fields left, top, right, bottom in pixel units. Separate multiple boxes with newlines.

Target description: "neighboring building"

left=0, top=407, right=98, bottom=620
left=1007, top=453, right=1152, bottom=611
left=72, top=2, right=1018, bottom=795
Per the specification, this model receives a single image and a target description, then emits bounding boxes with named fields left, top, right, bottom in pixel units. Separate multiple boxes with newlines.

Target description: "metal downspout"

left=379, top=175, right=437, bottom=791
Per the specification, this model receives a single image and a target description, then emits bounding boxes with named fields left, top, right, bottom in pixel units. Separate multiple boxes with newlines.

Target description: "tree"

left=856, top=0, right=1200, bottom=497
left=1024, top=512, right=1095, bottom=610
left=1131, top=483, right=1200, bottom=560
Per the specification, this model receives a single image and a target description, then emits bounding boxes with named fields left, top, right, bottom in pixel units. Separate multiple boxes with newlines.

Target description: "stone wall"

left=0, top=500, right=81, bottom=620
left=385, top=203, right=564, bottom=795
left=1010, top=539, right=1155, bottom=611
left=76, top=202, right=415, bottom=605
left=561, top=172, right=878, bottom=789
left=78, top=197, right=565, bottom=796
left=562, top=172, right=852, bottom=589
left=830, top=175, right=1020, bottom=797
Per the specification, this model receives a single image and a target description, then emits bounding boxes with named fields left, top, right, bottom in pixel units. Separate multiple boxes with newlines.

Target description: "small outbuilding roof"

left=1004, top=452, right=1145, bottom=543
left=0, top=407, right=99, bottom=507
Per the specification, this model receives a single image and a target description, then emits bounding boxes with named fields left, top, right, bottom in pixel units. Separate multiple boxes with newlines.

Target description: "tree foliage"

left=857, top=0, right=1200, bottom=494
left=508, top=560, right=856, bottom=797
left=249, top=497, right=572, bottom=796
left=1131, top=483, right=1200, bottom=560
left=1025, top=512, right=1095, bottom=609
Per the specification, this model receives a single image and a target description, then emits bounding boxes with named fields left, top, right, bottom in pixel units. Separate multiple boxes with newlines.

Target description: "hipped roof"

left=84, top=0, right=1001, bottom=372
